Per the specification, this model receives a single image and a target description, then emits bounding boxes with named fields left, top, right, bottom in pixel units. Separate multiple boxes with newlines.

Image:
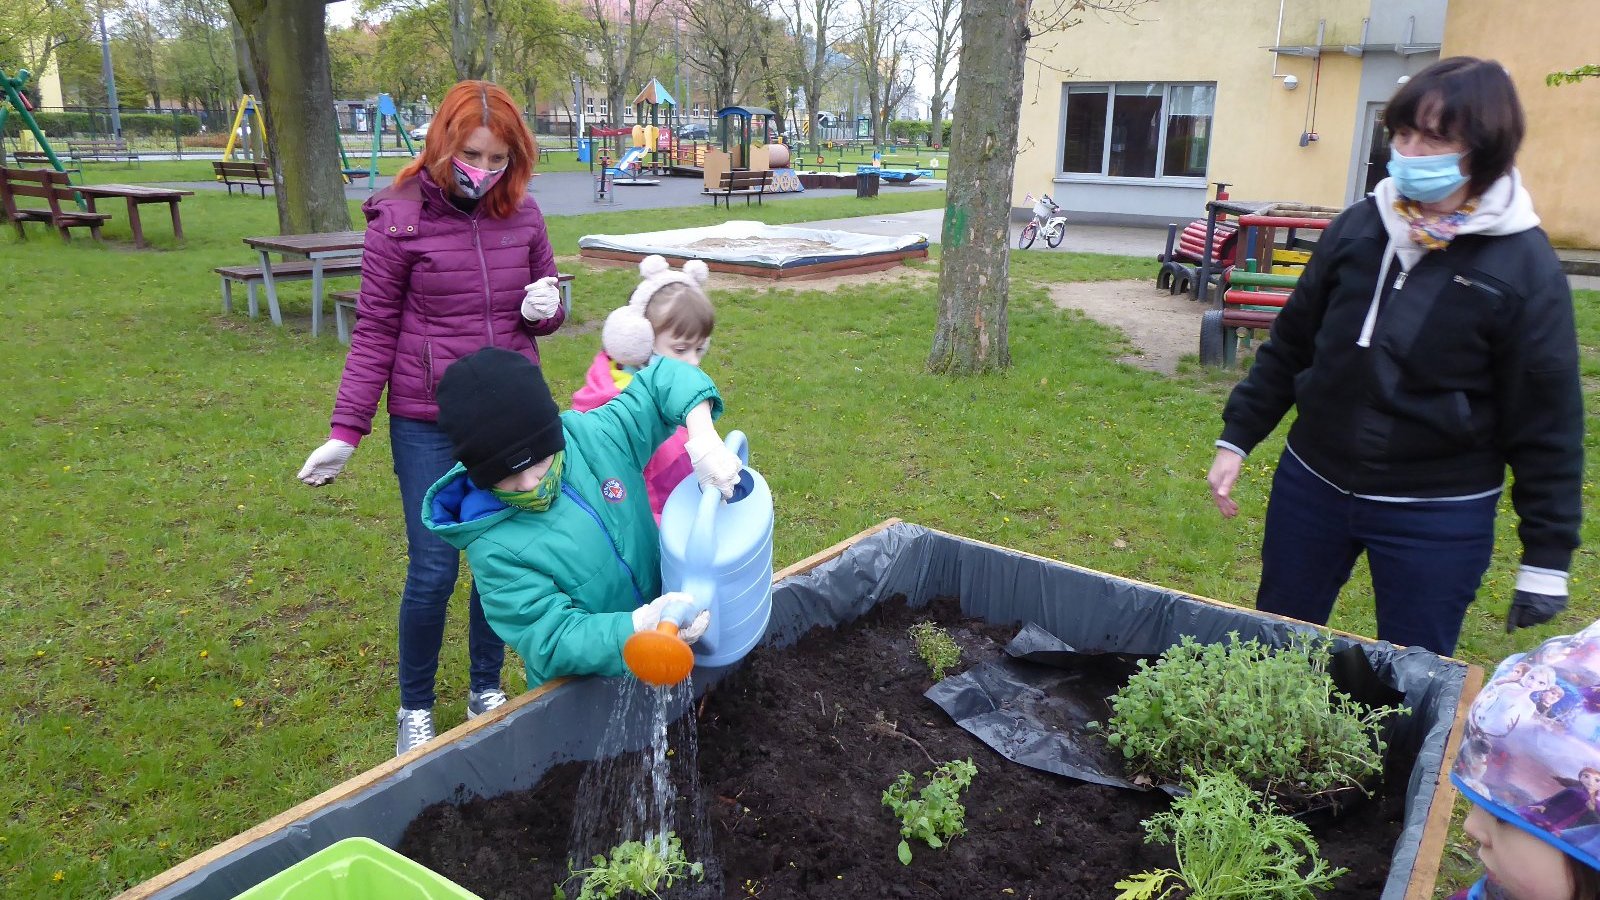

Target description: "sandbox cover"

left=125, top=523, right=1469, bottom=900
left=577, top=221, right=929, bottom=270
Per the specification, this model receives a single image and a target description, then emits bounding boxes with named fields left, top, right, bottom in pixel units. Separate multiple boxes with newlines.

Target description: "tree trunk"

left=228, top=0, right=352, bottom=235
left=927, top=0, right=1026, bottom=375
left=449, top=0, right=488, bottom=80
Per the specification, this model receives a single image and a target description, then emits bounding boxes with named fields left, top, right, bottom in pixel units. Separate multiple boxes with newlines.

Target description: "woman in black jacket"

left=1206, top=57, right=1582, bottom=656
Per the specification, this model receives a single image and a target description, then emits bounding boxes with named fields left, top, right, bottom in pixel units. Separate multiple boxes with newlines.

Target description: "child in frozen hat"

left=422, top=347, right=744, bottom=688
left=1451, top=622, right=1600, bottom=899
left=571, top=254, right=716, bottom=520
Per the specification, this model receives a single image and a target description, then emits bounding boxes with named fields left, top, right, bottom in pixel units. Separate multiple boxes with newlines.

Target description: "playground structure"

left=578, top=221, right=927, bottom=281
left=1196, top=205, right=1340, bottom=367
left=338, top=94, right=417, bottom=189
left=700, top=105, right=802, bottom=195
left=0, top=68, right=72, bottom=176
left=221, top=94, right=268, bottom=163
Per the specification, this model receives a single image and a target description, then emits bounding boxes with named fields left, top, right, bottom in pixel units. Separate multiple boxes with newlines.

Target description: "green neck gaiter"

left=490, top=450, right=564, bottom=512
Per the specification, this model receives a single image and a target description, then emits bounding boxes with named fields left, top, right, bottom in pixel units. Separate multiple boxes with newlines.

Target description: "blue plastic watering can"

left=658, top=430, right=774, bottom=670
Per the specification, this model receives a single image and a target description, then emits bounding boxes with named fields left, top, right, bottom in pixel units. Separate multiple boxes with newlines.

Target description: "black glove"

left=1506, top=590, right=1566, bottom=633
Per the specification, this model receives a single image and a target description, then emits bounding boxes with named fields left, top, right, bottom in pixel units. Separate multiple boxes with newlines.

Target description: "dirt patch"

left=399, top=598, right=1403, bottom=899
left=1048, top=279, right=1210, bottom=375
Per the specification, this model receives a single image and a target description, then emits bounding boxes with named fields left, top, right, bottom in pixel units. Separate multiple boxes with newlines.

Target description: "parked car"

left=676, top=123, right=709, bottom=140
left=409, top=122, right=430, bottom=142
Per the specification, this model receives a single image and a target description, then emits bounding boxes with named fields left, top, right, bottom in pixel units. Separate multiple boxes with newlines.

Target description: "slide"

left=606, top=146, right=648, bottom=179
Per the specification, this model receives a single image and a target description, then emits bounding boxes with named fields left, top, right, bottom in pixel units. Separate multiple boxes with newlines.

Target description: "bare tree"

left=846, top=0, right=910, bottom=146
left=929, top=0, right=1151, bottom=375
left=774, top=0, right=844, bottom=153
left=683, top=0, right=761, bottom=111
left=226, top=0, right=351, bottom=234
left=584, top=0, right=671, bottom=126
left=914, top=0, right=958, bottom=147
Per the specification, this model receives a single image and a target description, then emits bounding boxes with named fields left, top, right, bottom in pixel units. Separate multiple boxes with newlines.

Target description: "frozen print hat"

left=602, top=254, right=712, bottom=367
left=1451, top=620, right=1600, bottom=872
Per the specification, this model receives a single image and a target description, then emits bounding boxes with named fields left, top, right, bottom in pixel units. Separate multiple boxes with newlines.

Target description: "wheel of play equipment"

left=1018, top=222, right=1038, bottom=250
left=1199, top=309, right=1227, bottom=367
left=1045, top=223, right=1065, bottom=248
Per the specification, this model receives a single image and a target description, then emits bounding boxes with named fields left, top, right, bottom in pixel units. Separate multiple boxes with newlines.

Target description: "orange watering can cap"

left=623, top=622, right=695, bottom=687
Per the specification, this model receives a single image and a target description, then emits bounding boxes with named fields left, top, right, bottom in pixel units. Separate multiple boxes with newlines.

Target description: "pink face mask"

left=451, top=157, right=506, bottom=199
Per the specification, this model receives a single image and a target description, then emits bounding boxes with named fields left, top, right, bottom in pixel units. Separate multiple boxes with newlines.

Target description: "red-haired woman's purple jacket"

left=329, top=168, right=561, bottom=445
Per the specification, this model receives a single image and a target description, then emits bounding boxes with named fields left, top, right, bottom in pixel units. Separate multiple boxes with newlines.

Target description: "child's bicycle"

left=1018, top=193, right=1067, bottom=249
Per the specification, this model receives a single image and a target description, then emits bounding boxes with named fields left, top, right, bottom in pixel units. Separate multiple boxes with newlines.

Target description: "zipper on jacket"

left=423, top=340, right=435, bottom=398
left=560, top=483, right=646, bottom=607
left=1453, top=274, right=1507, bottom=300
left=471, top=218, right=495, bottom=346
left=1392, top=271, right=1407, bottom=292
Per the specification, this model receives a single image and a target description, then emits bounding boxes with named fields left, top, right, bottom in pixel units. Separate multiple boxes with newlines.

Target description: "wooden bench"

left=213, top=160, right=272, bottom=198
left=216, top=258, right=364, bottom=325
left=705, top=169, right=773, bottom=208
left=11, top=150, right=80, bottom=176
left=66, top=139, right=139, bottom=164
left=330, top=273, right=577, bottom=345
left=0, top=166, right=111, bottom=242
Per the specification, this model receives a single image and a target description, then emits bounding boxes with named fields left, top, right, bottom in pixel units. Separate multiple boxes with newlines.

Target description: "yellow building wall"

left=1016, top=0, right=1374, bottom=214
left=1443, top=0, right=1600, bottom=249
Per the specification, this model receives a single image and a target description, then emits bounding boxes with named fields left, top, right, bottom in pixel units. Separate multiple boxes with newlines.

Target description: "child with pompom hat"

left=571, top=254, right=716, bottom=520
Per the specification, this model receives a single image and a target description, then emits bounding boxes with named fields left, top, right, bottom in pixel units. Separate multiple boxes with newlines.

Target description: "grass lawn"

left=0, top=185, right=1595, bottom=897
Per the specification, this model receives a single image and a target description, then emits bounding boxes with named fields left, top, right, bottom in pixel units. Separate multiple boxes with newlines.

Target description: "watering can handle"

left=660, top=592, right=711, bottom=628
left=723, top=430, right=749, bottom=466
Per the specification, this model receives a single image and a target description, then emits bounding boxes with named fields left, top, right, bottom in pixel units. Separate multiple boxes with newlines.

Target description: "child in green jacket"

left=422, top=346, right=744, bottom=688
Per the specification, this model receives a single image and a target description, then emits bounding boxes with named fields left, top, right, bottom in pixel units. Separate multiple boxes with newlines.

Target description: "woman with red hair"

left=295, top=80, right=566, bottom=756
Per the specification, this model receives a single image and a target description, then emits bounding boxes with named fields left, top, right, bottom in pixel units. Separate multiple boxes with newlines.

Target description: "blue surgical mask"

left=1387, top=147, right=1468, bottom=203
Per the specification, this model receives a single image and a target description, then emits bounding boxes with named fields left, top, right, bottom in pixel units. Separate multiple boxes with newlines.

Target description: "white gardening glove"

left=521, top=276, right=562, bottom=321
left=684, top=435, right=743, bottom=500
left=631, top=592, right=683, bottom=633
left=297, top=439, right=355, bottom=486
left=679, top=609, right=711, bottom=645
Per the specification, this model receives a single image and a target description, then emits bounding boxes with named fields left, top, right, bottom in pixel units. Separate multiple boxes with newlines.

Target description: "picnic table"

left=76, top=184, right=194, bottom=249
left=242, top=231, right=365, bottom=338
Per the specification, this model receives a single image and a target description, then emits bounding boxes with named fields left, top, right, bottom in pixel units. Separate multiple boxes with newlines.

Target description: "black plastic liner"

left=130, top=523, right=1466, bottom=900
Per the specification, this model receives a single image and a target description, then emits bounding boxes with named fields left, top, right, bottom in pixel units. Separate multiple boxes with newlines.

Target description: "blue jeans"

left=1255, top=450, right=1497, bottom=657
left=391, top=415, right=505, bottom=709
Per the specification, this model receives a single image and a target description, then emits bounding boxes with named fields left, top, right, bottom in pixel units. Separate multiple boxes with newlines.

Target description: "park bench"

left=705, top=169, right=772, bottom=208
left=1198, top=214, right=1333, bottom=367
left=0, top=166, right=110, bottom=242
left=330, top=273, right=577, bottom=345
left=214, top=160, right=272, bottom=198
left=66, top=138, right=139, bottom=164
left=216, top=257, right=364, bottom=324
left=10, top=150, right=80, bottom=176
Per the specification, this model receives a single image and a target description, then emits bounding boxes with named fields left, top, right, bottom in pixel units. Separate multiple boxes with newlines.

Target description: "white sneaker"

left=396, top=707, right=436, bottom=756
left=467, top=688, right=509, bottom=719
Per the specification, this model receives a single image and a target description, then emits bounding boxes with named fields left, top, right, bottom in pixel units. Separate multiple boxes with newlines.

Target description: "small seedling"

left=908, top=621, right=962, bottom=681
left=556, top=832, right=704, bottom=900
left=1114, top=769, right=1346, bottom=900
left=882, top=758, right=977, bottom=865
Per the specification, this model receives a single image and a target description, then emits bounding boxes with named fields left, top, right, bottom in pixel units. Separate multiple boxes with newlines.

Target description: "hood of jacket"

left=422, top=461, right=517, bottom=550
left=1356, top=170, right=1542, bottom=347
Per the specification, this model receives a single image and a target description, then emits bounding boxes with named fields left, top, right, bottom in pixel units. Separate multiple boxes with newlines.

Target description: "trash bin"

left=577, top=138, right=592, bottom=164
left=855, top=169, right=880, bottom=198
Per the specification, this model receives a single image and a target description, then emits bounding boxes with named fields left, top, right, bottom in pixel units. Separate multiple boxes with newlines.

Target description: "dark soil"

left=400, top=597, right=1404, bottom=899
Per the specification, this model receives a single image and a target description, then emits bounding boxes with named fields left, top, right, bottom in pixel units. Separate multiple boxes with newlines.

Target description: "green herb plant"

left=882, top=758, right=977, bottom=865
left=555, top=832, right=704, bottom=900
left=908, top=621, right=962, bottom=681
left=1105, top=633, right=1405, bottom=799
left=1113, top=769, right=1347, bottom=900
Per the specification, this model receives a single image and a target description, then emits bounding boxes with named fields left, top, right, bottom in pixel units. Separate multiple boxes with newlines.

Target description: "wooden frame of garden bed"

left=579, top=246, right=929, bottom=281
left=114, top=518, right=1480, bottom=900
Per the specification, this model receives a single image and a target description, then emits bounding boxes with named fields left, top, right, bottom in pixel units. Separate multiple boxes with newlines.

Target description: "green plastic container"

left=233, top=837, right=482, bottom=900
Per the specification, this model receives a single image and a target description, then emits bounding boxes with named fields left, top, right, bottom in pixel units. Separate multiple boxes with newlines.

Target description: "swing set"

left=338, top=93, right=417, bottom=189
left=0, top=67, right=72, bottom=175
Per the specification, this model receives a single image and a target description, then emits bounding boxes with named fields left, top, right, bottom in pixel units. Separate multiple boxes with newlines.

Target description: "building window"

left=1060, top=82, right=1214, bottom=180
left=600, top=101, right=609, bottom=118
left=586, top=98, right=595, bottom=117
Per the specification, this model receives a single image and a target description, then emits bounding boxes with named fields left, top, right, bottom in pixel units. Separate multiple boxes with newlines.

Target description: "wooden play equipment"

left=703, top=105, right=775, bottom=193
left=1199, top=211, right=1336, bottom=367
left=623, top=78, right=675, bottom=184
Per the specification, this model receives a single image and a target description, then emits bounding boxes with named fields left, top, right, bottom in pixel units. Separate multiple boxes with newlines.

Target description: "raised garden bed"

left=115, top=522, right=1482, bottom=900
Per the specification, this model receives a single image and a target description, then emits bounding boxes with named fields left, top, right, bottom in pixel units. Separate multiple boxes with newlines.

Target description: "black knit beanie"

left=436, top=348, right=566, bottom=489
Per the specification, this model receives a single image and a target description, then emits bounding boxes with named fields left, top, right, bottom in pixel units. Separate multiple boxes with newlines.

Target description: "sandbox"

left=578, top=221, right=929, bottom=280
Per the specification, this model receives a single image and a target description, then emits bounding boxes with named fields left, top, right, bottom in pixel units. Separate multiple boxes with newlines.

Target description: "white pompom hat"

left=601, top=254, right=712, bottom=367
